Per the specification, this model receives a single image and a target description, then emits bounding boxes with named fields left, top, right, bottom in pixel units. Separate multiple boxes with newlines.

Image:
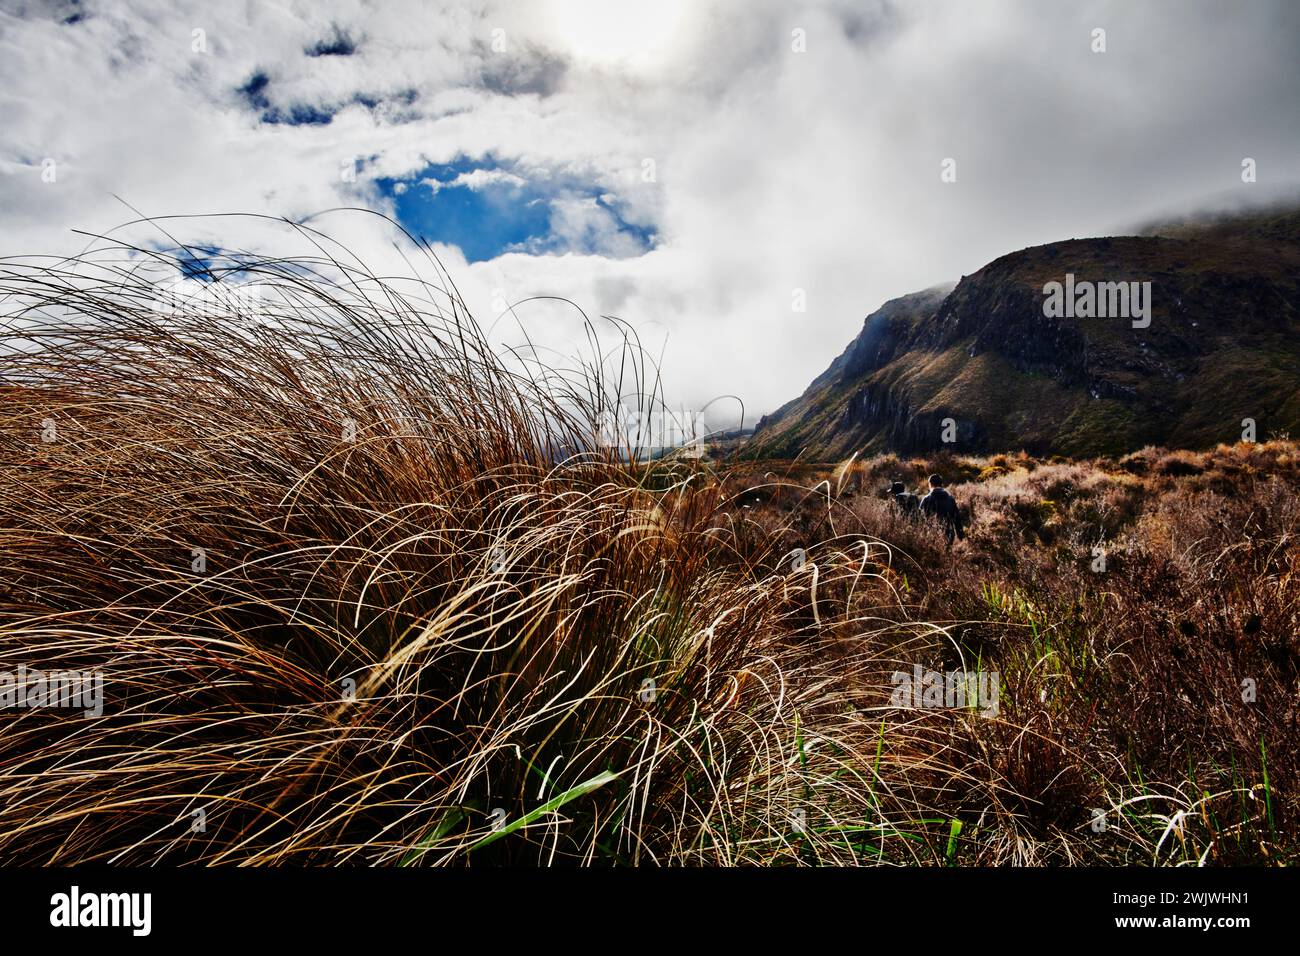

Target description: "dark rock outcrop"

left=748, top=207, right=1300, bottom=459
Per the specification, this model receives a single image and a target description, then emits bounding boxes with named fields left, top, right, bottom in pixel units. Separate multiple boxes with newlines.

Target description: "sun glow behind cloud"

left=542, top=0, right=694, bottom=68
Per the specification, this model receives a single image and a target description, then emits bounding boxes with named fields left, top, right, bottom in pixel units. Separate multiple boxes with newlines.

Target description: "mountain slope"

left=750, top=207, right=1300, bottom=459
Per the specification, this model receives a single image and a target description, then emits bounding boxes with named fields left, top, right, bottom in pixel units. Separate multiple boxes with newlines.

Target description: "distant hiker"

left=886, top=479, right=920, bottom=518
left=920, top=474, right=965, bottom=546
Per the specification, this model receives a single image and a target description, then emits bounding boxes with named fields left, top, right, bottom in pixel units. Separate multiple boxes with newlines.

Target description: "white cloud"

left=423, top=168, right=528, bottom=193
left=2, top=0, right=1298, bottom=425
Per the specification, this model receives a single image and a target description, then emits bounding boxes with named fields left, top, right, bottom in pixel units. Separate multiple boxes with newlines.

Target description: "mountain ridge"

left=749, top=206, right=1300, bottom=459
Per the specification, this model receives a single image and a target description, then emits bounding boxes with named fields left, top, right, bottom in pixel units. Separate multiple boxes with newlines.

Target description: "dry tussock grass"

left=0, top=220, right=1292, bottom=865
left=746, top=439, right=1299, bottom=864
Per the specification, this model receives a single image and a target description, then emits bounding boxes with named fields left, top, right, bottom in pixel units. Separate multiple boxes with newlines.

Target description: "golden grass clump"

left=0, top=220, right=976, bottom=866
left=2, top=218, right=1292, bottom=867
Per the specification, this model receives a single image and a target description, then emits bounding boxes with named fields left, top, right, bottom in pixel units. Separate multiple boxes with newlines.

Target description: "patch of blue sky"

left=237, top=71, right=336, bottom=126
left=148, top=245, right=271, bottom=284
left=374, top=157, right=656, bottom=263
left=306, top=27, right=357, bottom=57
left=174, top=246, right=220, bottom=281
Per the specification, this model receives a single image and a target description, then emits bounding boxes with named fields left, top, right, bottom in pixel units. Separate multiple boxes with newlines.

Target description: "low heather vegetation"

left=725, top=441, right=1299, bottom=863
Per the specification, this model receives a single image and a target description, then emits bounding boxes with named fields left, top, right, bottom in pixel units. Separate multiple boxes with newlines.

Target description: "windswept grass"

left=0, top=218, right=1292, bottom=865
left=0, top=220, right=968, bottom=866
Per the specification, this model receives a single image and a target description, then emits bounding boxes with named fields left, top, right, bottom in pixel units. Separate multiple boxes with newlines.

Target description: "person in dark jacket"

left=920, top=474, right=965, bottom=546
left=885, top=479, right=920, bottom=518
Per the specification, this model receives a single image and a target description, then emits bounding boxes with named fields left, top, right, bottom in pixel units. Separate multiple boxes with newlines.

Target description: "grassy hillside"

left=723, top=440, right=1300, bottom=863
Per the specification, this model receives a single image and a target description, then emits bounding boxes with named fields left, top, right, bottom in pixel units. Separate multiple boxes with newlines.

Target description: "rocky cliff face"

left=749, top=208, right=1300, bottom=459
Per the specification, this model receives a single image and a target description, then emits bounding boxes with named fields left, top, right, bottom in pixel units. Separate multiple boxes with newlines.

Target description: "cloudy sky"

left=3, top=0, right=1299, bottom=423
